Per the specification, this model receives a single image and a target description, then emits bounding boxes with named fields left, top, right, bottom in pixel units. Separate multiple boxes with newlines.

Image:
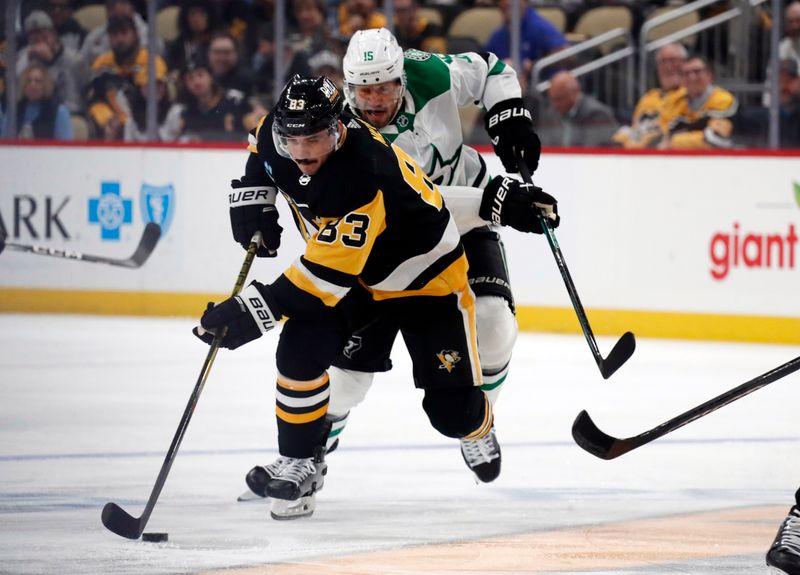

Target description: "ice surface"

left=1, top=314, right=798, bottom=574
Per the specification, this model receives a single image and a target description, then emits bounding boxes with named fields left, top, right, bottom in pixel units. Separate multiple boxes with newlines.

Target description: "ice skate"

left=237, top=456, right=292, bottom=501
left=267, top=448, right=327, bottom=520
left=767, top=488, right=800, bottom=575
left=460, top=425, right=501, bottom=483
left=239, top=440, right=338, bottom=502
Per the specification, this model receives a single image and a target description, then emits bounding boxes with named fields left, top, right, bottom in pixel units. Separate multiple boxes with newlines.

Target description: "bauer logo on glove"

left=480, top=176, right=559, bottom=234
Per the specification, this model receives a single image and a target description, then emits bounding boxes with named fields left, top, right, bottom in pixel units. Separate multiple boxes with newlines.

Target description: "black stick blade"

left=102, top=502, right=143, bottom=539
left=600, top=331, right=636, bottom=379
left=571, top=410, right=634, bottom=460
left=125, top=222, right=162, bottom=268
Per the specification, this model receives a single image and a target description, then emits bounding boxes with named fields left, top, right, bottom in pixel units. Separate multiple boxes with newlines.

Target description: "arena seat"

left=417, top=7, right=443, bottom=28
left=73, top=4, right=107, bottom=32
left=538, top=6, right=567, bottom=33
left=643, top=6, right=700, bottom=48
left=447, top=7, right=503, bottom=48
left=573, top=6, right=633, bottom=54
left=156, top=6, right=180, bottom=42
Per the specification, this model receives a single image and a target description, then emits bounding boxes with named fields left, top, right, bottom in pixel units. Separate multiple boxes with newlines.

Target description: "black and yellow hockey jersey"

left=242, top=111, right=467, bottom=320
left=660, top=85, right=738, bottom=149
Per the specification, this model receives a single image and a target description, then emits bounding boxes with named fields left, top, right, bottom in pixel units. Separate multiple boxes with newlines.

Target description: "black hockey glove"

left=229, top=178, right=282, bottom=258
left=485, top=98, right=541, bottom=174
left=480, top=176, right=559, bottom=234
left=192, top=281, right=282, bottom=350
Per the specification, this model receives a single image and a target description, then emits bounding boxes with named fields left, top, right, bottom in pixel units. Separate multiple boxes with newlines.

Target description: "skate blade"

left=270, top=495, right=315, bottom=520
left=237, top=490, right=268, bottom=502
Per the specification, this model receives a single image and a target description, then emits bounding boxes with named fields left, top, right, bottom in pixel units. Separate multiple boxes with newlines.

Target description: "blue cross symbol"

left=88, top=181, right=133, bottom=240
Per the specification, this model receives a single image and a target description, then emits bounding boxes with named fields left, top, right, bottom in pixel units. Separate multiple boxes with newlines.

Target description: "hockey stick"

left=516, top=157, right=635, bottom=379
left=572, top=354, right=800, bottom=460
left=101, top=233, right=262, bottom=539
left=0, top=222, right=161, bottom=268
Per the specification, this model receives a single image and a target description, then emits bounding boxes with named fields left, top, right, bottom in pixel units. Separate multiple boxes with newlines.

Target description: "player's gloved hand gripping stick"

left=101, top=232, right=262, bottom=540
left=516, top=153, right=636, bottom=379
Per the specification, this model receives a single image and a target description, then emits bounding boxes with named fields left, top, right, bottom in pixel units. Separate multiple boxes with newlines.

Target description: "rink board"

left=0, top=143, right=798, bottom=343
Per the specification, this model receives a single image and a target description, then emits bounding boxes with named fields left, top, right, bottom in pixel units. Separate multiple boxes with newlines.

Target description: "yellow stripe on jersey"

left=369, top=236, right=468, bottom=300
left=247, top=114, right=268, bottom=153
left=280, top=191, right=315, bottom=242
left=303, top=191, right=388, bottom=277
left=456, top=284, right=482, bottom=387
left=276, top=404, right=328, bottom=424
left=463, top=395, right=493, bottom=439
left=284, top=259, right=351, bottom=307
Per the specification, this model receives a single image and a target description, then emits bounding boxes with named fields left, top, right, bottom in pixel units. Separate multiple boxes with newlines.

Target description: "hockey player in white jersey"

left=242, top=28, right=553, bottom=500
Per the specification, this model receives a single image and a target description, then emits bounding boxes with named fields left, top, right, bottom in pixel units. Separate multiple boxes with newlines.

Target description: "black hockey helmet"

left=272, top=75, right=344, bottom=138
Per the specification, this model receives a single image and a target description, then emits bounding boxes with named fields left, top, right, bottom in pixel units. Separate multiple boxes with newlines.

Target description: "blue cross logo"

left=88, top=181, right=133, bottom=240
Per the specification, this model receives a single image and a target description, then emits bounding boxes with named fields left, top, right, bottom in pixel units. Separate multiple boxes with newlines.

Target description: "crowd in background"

left=0, top=0, right=798, bottom=147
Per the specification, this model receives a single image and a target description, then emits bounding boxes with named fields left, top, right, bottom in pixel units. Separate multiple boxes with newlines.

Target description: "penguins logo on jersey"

left=436, top=350, right=461, bottom=373
left=343, top=335, right=363, bottom=359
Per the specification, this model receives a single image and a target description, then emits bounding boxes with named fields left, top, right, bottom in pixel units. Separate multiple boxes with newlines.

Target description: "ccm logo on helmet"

left=488, top=107, right=531, bottom=128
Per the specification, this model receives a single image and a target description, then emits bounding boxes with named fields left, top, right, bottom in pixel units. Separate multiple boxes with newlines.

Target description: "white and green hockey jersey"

left=377, top=49, right=522, bottom=189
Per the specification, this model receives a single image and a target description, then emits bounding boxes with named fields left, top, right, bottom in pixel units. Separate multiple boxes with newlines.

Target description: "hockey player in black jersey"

left=195, top=75, right=505, bottom=519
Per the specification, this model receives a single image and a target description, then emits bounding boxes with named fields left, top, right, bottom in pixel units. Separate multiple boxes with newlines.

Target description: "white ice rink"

left=1, top=313, right=799, bottom=575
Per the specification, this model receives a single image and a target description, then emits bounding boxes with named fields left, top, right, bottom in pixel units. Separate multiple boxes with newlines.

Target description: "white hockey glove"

left=229, top=179, right=282, bottom=258
left=480, top=176, right=559, bottom=234
left=193, top=282, right=282, bottom=350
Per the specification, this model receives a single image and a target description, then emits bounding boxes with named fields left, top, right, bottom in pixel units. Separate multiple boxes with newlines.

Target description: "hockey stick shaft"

left=101, top=233, right=261, bottom=539
left=516, top=159, right=635, bottom=379
left=572, top=354, right=800, bottom=459
left=1, top=222, right=161, bottom=268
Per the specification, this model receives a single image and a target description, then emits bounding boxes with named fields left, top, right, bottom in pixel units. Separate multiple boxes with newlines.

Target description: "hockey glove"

left=229, top=178, right=282, bottom=258
left=193, top=282, right=282, bottom=350
left=480, top=176, right=559, bottom=234
left=485, top=98, right=541, bottom=174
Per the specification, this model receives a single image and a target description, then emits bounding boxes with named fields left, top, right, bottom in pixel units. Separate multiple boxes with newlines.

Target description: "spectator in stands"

left=613, top=42, right=687, bottom=149
left=660, top=55, right=737, bottom=149
left=16, top=10, right=85, bottom=115
left=485, top=0, right=569, bottom=89
left=536, top=70, right=619, bottom=147
left=207, top=32, right=253, bottom=96
left=87, top=14, right=167, bottom=140
left=308, top=49, right=344, bottom=90
left=165, top=0, right=216, bottom=76
left=778, top=58, right=800, bottom=147
left=45, top=0, right=86, bottom=53
left=80, top=0, right=163, bottom=69
left=251, top=24, right=311, bottom=107
left=115, top=51, right=182, bottom=142
left=338, top=0, right=387, bottom=39
left=288, top=0, right=339, bottom=57
left=207, top=0, right=252, bottom=45
left=393, top=0, right=445, bottom=53
left=2, top=63, right=73, bottom=140
left=179, top=57, right=265, bottom=142
left=781, top=2, right=800, bottom=68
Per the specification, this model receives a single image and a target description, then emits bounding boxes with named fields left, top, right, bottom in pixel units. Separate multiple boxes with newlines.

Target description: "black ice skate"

left=239, top=440, right=338, bottom=502
left=767, top=488, right=800, bottom=575
left=238, top=456, right=292, bottom=501
left=266, top=448, right=327, bottom=520
left=460, top=425, right=501, bottom=483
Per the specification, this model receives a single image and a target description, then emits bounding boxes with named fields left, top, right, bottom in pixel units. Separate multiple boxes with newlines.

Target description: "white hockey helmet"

left=342, top=28, right=406, bottom=114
